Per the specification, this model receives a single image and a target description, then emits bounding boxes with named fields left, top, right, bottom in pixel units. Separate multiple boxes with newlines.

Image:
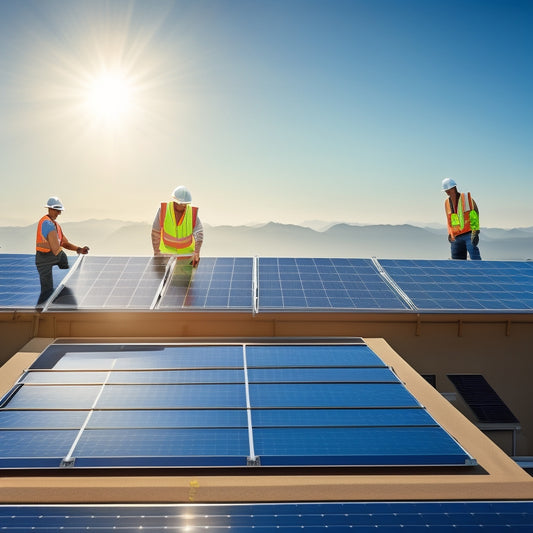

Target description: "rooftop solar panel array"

left=1, top=254, right=532, bottom=313
left=0, top=342, right=473, bottom=469
left=0, top=253, right=75, bottom=309
left=2, top=501, right=533, bottom=530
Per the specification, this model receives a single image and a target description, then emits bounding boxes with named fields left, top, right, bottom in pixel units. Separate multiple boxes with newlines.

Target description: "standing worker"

left=442, top=178, right=481, bottom=260
left=151, top=186, right=204, bottom=266
left=35, top=196, right=90, bottom=305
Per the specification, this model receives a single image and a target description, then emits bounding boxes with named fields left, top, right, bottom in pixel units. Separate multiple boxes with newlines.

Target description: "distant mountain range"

left=2, top=220, right=533, bottom=261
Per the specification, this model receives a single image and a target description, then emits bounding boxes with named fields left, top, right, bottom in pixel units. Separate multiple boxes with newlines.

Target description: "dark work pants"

left=35, top=250, right=69, bottom=305
left=450, top=232, right=481, bottom=260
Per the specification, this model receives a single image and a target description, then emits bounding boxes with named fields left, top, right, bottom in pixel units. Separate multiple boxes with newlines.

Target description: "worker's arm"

left=60, top=235, right=89, bottom=254
left=470, top=199, right=480, bottom=245
left=46, top=230, right=63, bottom=255
left=151, top=208, right=162, bottom=255
left=151, top=229, right=161, bottom=255
left=191, top=218, right=204, bottom=267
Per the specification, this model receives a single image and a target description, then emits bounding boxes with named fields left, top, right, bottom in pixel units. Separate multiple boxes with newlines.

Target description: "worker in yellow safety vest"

left=151, top=186, right=204, bottom=267
left=35, top=196, right=90, bottom=304
left=442, top=178, right=481, bottom=260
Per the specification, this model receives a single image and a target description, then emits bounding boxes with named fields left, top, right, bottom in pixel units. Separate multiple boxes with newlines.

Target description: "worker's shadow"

left=48, top=286, right=77, bottom=307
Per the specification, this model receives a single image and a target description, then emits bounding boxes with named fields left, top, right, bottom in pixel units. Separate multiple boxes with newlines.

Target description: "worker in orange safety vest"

left=442, top=178, right=481, bottom=260
left=151, top=186, right=204, bottom=267
left=35, top=196, right=90, bottom=305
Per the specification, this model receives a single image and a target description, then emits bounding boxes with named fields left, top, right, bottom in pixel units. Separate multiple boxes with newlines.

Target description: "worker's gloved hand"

left=448, top=234, right=453, bottom=243
left=471, top=230, right=480, bottom=246
left=57, top=250, right=70, bottom=269
left=191, top=252, right=200, bottom=268
left=77, top=246, right=90, bottom=255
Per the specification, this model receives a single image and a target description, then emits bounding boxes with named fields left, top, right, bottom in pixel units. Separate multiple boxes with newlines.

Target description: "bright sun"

left=85, top=71, right=134, bottom=124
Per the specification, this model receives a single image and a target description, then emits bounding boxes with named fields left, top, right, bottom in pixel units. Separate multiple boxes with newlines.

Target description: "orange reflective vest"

left=36, top=215, right=64, bottom=253
left=445, top=192, right=479, bottom=239
left=158, top=203, right=198, bottom=254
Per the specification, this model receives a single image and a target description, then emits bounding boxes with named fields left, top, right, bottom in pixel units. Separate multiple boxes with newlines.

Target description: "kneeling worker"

left=151, top=186, right=204, bottom=267
left=35, top=196, right=90, bottom=305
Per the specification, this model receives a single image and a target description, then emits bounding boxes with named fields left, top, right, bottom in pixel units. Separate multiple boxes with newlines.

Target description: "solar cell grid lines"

left=157, top=257, right=253, bottom=309
left=258, top=257, right=408, bottom=310
left=48, top=256, right=171, bottom=309
left=0, top=342, right=474, bottom=469
left=0, top=253, right=74, bottom=308
left=378, top=259, right=533, bottom=311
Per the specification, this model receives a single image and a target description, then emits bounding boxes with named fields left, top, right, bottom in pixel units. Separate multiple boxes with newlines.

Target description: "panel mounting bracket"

left=60, top=458, right=76, bottom=468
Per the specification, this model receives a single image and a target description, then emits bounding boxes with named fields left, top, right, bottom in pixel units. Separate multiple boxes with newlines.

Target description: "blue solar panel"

left=379, top=259, right=533, bottom=311
left=2, top=502, right=532, bottom=529
left=74, top=428, right=250, bottom=467
left=30, top=344, right=245, bottom=369
left=157, top=257, right=254, bottom=309
left=0, top=253, right=74, bottom=309
left=0, top=342, right=473, bottom=469
left=247, top=367, right=399, bottom=382
left=249, top=383, right=418, bottom=408
left=254, top=426, right=470, bottom=466
left=23, top=368, right=246, bottom=384
left=245, top=343, right=385, bottom=366
left=251, top=408, right=436, bottom=427
left=258, top=258, right=409, bottom=310
left=46, top=256, right=171, bottom=310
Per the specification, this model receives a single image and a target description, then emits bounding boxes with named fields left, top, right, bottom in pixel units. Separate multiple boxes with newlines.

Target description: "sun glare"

left=85, top=71, right=134, bottom=124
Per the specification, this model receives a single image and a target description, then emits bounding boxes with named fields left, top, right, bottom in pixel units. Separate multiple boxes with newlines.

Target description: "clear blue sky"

left=0, top=0, right=531, bottom=228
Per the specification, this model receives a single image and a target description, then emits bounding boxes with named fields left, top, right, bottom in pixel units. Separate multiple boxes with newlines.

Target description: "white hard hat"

left=45, top=196, right=64, bottom=211
left=441, top=178, right=457, bottom=191
left=171, top=186, right=192, bottom=204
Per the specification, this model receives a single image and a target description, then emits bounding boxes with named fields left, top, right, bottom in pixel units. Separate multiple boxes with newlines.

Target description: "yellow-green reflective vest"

left=445, top=192, right=479, bottom=239
left=159, top=202, right=197, bottom=255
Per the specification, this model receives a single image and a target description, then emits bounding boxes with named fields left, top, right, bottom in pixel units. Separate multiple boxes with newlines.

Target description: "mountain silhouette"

left=2, top=220, right=533, bottom=261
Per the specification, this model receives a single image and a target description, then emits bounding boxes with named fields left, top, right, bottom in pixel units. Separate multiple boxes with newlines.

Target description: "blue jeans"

left=450, top=232, right=481, bottom=260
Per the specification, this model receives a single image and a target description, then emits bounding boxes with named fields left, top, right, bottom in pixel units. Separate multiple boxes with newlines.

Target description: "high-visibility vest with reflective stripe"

left=445, top=192, right=480, bottom=239
left=159, top=202, right=198, bottom=254
left=36, top=215, right=64, bottom=253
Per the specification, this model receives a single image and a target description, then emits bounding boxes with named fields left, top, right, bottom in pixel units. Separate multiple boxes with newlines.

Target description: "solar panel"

left=378, top=259, right=533, bottom=312
left=157, top=257, right=254, bottom=310
left=0, top=253, right=74, bottom=309
left=448, top=374, right=520, bottom=424
left=258, top=258, right=409, bottom=311
left=2, top=501, right=533, bottom=530
left=0, top=342, right=474, bottom=469
left=46, top=256, right=172, bottom=310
